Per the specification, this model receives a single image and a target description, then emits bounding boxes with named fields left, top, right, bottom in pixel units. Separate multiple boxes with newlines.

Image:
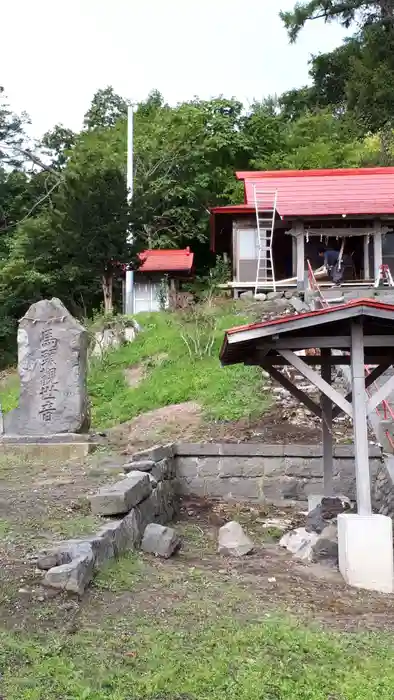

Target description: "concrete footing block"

left=338, top=513, right=394, bottom=593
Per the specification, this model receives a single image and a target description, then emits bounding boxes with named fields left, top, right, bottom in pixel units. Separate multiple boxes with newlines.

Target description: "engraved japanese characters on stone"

left=4, top=298, right=90, bottom=435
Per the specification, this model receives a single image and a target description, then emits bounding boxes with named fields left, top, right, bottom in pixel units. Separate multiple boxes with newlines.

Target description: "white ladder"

left=253, top=186, right=278, bottom=295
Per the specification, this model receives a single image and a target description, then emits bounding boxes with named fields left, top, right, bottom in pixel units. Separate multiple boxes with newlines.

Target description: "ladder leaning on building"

left=253, top=185, right=278, bottom=296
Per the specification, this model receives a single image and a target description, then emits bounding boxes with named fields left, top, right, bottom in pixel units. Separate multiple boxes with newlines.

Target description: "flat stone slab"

left=141, top=523, right=181, bottom=558
left=90, top=472, right=151, bottom=516
left=0, top=433, right=96, bottom=444
left=0, top=442, right=96, bottom=460
left=124, top=460, right=155, bottom=473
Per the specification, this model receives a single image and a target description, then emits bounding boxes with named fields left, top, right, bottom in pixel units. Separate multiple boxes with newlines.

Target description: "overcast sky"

left=3, top=0, right=347, bottom=138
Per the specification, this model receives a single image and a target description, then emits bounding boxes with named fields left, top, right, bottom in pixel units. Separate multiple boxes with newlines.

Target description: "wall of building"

left=233, top=218, right=292, bottom=283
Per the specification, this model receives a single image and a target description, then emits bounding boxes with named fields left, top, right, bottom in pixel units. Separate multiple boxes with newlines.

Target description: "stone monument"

left=4, top=298, right=90, bottom=436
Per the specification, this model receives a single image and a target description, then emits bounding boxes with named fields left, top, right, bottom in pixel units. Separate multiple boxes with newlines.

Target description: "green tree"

left=52, top=127, right=132, bottom=313
left=280, top=1, right=394, bottom=43
left=84, top=86, right=129, bottom=130
left=129, top=95, right=250, bottom=259
left=41, top=125, right=76, bottom=169
left=0, top=86, right=26, bottom=166
left=279, top=2, right=394, bottom=134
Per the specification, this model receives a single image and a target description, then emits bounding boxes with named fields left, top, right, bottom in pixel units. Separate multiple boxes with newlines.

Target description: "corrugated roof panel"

left=235, top=168, right=394, bottom=217
left=139, top=248, right=194, bottom=273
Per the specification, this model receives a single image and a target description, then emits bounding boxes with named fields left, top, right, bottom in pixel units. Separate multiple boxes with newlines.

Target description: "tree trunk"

left=102, top=272, right=113, bottom=314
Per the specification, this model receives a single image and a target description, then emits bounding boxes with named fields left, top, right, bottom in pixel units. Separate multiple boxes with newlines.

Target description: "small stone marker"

left=218, top=521, right=254, bottom=557
left=141, top=523, right=181, bottom=558
left=4, top=298, right=90, bottom=436
left=90, top=472, right=151, bottom=516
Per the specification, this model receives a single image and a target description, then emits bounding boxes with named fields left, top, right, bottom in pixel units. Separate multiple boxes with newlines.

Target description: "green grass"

left=87, top=307, right=269, bottom=427
left=0, top=307, right=270, bottom=430
left=0, top=371, right=19, bottom=413
left=1, top=553, right=394, bottom=699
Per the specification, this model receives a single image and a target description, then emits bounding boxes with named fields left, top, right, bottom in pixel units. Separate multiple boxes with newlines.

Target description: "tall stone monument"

left=4, top=298, right=90, bottom=436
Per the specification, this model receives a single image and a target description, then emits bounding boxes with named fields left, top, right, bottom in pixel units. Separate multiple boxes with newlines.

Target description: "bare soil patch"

left=124, top=364, right=145, bottom=388
left=1, top=456, right=394, bottom=637
left=107, top=399, right=353, bottom=454
left=108, top=401, right=203, bottom=451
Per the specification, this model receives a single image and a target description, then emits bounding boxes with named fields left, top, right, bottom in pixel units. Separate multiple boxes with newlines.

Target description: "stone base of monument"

left=0, top=434, right=98, bottom=460
left=338, top=513, right=394, bottom=593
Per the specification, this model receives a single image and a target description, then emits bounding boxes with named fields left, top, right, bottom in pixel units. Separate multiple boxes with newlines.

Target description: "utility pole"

left=125, top=104, right=134, bottom=314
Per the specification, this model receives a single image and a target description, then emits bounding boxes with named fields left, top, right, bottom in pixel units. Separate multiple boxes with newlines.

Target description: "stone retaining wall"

left=131, top=443, right=382, bottom=505
left=175, top=443, right=382, bottom=503
left=37, top=449, right=178, bottom=594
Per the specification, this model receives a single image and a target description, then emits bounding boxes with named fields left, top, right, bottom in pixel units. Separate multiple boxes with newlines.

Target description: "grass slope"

left=89, top=308, right=269, bottom=428
left=0, top=306, right=269, bottom=429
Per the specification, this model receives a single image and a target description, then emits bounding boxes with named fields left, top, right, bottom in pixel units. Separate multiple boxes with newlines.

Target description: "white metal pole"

left=127, top=105, right=134, bottom=201
left=125, top=105, right=134, bottom=315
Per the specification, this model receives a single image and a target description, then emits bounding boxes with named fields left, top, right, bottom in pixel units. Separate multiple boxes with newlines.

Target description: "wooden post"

left=296, top=222, right=305, bottom=291
left=373, top=220, right=383, bottom=282
left=292, top=235, right=297, bottom=277
left=350, top=319, right=372, bottom=516
left=321, top=348, right=333, bottom=497
left=363, top=235, right=370, bottom=280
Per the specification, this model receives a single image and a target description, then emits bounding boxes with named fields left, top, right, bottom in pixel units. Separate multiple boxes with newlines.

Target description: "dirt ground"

left=0, top=450, right=393, bottom=637
left=107, top=401, right=355, bottom=453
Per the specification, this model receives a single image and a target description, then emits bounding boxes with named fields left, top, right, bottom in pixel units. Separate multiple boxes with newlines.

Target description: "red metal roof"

left=213, top=167, right=394, bottom=218
left=138, top=248, right=194, bottom=273
left=220, top=298, right=394, bottom=363
left=211, top=204, right=254, bottom=215
left=240, top=168, right=394, bottom=216
left=227, top=298, right=393, bottom=335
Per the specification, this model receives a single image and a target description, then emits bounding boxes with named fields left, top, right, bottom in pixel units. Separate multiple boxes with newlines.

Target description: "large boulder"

left=218, top=521, right=254, bottom=557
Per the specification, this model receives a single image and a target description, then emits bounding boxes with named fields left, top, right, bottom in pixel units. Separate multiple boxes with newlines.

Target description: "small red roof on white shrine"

left=211, top=167, right=394, bottom=218
left=138, top=248, right=194, bottom=273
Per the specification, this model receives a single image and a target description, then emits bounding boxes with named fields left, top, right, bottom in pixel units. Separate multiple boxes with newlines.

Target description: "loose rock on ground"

left=141, top=523, right=181, bottom=558
left=218, top=520, right=254, bottom=557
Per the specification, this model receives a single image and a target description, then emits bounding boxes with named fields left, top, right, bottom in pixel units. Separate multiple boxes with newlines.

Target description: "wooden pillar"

left=321, top=348, right=333, bottom=497
left=350, top=319, right=372, bottom=516
left=292, top=235, right=297, bottom=277
left=363, top=235, right=370, bottom=280
left=296, top=222, right=305, bottom=291
left=373, top=220, right=383, bottom=282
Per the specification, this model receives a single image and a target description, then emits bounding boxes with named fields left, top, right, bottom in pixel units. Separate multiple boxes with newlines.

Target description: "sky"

left=2, top=0, right=347, bottom=138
